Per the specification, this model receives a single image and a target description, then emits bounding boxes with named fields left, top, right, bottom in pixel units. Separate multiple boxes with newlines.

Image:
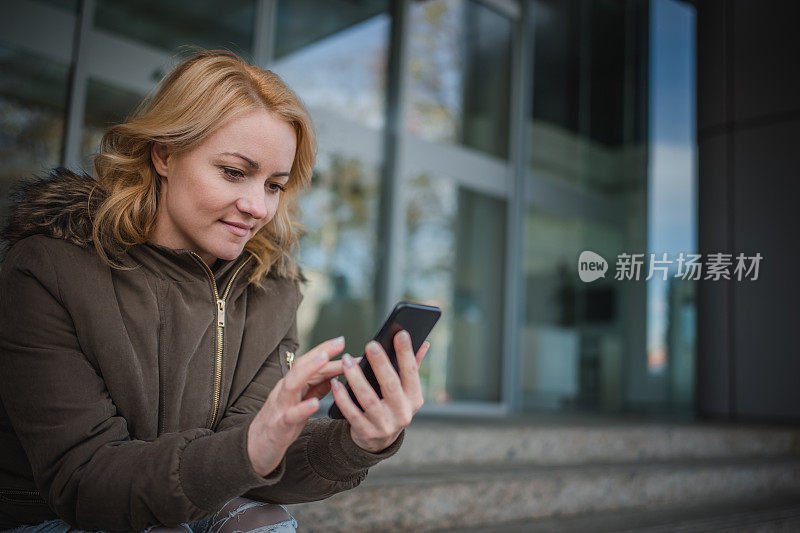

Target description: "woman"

left=0, top=50, right=428, bottom=532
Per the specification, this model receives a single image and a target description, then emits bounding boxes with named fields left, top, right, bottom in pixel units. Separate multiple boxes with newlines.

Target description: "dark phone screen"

left=328, top=301, right=441, bottom=419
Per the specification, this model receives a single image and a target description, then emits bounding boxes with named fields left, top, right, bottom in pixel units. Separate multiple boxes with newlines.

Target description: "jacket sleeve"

left=0, top=239, right=287, bottom=532
left=214, top=297, right=404, bottom=505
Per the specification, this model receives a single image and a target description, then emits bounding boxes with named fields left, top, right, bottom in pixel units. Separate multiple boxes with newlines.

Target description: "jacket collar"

left=130, top=240, right=255, bottom=286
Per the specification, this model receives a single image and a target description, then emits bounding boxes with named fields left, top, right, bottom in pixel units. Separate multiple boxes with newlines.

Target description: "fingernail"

left=400, top=330, right=411, bottom=344
left=315, top=350, right=329, bottom=363
left=332, top=336, right=345, bottom=349
left=367, top=341, right=381, bottom=355
left=356, top=356, right=364, bottom=364
left=309, top=398, right=319, bottom=408
left=330, top=378, right=340, bottom=391
left=342, top=353, right=354, bottom=368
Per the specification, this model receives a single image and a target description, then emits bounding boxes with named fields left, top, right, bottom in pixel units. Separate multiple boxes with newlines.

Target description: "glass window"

left=523, top=0, right=697, bottom=414
left=94, top=0, right=256, bottom=55
left=0, top=45, right=70, bottom=216
left=522, top=209, right=626, bottom=411
left=272, top=0, right=390, bottom=130
left=529, top=0, right=647, bottom=194
left=403, top=175, right=506, bottom=404
left=296, top=150, right=381, bottom=354
left=81, top=79, right=144, bottom=171
left=274, top=0, right=388, bottom=59
left=524, top=0, right=649, bottom=412
left=35, top=0, right=79, bottom=12
left=272, top=1, right=391, bottom=356
left=646, top=0, right=697, bottom=410
left=406, top=0, right=511, bottom=159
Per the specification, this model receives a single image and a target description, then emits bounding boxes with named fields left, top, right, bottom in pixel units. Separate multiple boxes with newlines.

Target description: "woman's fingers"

left=287, top=336, right=346, bottom=391
left=280, top=397, right=320, bottom=426
left=304, top=336, right=346, bottom=361
left=305, top=380, right=333, bottom=400
left=392, top=331, right=424, bottom=411
left=364, top=340, right=406, bottom=410
left=251, top=337, right=350, bottom=471
left=306, top=359, right=346, bottom=385
left=329, top=378, right=370, bottom=428
left=282, top=336, right=346, bottom=394
left=282, top=349, right=332, bottom=396
left=416, top=341, right=431, bottom=367
left=406, top=337, right=431, bottom=413
left=340, top=353, right=384, bottom=416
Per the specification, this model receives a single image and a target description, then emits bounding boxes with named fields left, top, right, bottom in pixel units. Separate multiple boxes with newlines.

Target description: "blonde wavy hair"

left=91, top=48, right=314, bottom=285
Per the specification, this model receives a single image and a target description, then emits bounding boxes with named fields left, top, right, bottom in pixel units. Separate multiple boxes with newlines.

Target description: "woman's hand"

left=247, top=336, right=347, bottom=476
left=330, top=330, right=430, bottom=453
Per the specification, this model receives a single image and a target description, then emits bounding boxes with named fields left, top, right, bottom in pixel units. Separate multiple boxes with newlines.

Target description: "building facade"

left=1, top=0, right=702, bottom=417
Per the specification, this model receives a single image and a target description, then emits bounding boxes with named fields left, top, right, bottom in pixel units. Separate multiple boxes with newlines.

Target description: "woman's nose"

left=236, top=185, right=270, bottom=220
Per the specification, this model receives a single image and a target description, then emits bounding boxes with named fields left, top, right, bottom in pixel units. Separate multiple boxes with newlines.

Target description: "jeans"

left=4, top=497, right=297, bottom=533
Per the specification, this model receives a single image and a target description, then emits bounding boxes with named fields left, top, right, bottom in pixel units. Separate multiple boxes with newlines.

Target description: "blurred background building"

left=1, top=0, right=799, bottom=529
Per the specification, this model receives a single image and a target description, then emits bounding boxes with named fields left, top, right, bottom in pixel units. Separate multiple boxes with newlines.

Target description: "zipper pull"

left=217, top=299, right=225, bottom=328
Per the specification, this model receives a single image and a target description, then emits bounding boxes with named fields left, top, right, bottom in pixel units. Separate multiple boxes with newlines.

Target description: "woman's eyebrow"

left=218, top=151, right=260, bottom=170
left=218, top=152, right=290, bottom=177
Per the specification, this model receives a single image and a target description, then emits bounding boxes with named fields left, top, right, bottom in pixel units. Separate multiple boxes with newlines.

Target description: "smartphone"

left=328, top=301, right=442, bottom=419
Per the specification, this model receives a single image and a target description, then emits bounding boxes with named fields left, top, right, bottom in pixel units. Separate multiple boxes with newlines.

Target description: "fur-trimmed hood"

left=0, top=168, right=305, bottom=282
left=1, top=168, right=101, bottom=261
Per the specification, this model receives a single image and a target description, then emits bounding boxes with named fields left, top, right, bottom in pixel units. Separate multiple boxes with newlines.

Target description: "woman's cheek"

left=265, top=197, right=281, bottom=223
left=200, top=180, right=235, bottom=207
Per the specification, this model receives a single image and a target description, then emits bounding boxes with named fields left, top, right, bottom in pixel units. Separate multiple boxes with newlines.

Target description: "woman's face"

left=150, top=109, right=296, bottom=266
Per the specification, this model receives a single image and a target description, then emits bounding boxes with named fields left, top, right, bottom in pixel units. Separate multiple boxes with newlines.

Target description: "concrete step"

left=288, top=456, right=800, bottom=532
left=287, top=419, right=800, bottom=533
left=388, top=418, right=800, bottom=467
left=432, top=491, right=800, bottom=532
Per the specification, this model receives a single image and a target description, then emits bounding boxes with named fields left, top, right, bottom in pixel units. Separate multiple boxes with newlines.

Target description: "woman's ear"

left=151, top=142, right=170, bottom=177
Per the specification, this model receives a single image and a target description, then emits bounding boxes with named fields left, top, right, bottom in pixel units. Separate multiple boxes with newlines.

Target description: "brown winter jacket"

left=0, top=169, right=402, bottom=531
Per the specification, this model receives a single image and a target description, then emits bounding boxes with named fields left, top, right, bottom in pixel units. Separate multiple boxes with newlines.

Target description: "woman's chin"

left=210, top=243, right=246, bottom=261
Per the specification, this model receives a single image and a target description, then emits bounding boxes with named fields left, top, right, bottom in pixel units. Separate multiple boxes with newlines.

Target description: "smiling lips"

left=220, top=220, right=252, bottom=237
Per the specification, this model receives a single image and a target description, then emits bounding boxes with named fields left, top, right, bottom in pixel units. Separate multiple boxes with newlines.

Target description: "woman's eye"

left=222, top=167, right=245, bottom=180
left=267, top=182, right=287, bottom=194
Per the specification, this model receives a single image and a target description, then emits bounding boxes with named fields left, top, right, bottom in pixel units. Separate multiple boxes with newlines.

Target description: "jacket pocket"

left=277, top=344, right=296, bottom=377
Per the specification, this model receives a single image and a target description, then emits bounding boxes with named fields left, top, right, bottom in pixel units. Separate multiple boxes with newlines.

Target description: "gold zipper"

left=189, top=252, right=253, bottom=430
